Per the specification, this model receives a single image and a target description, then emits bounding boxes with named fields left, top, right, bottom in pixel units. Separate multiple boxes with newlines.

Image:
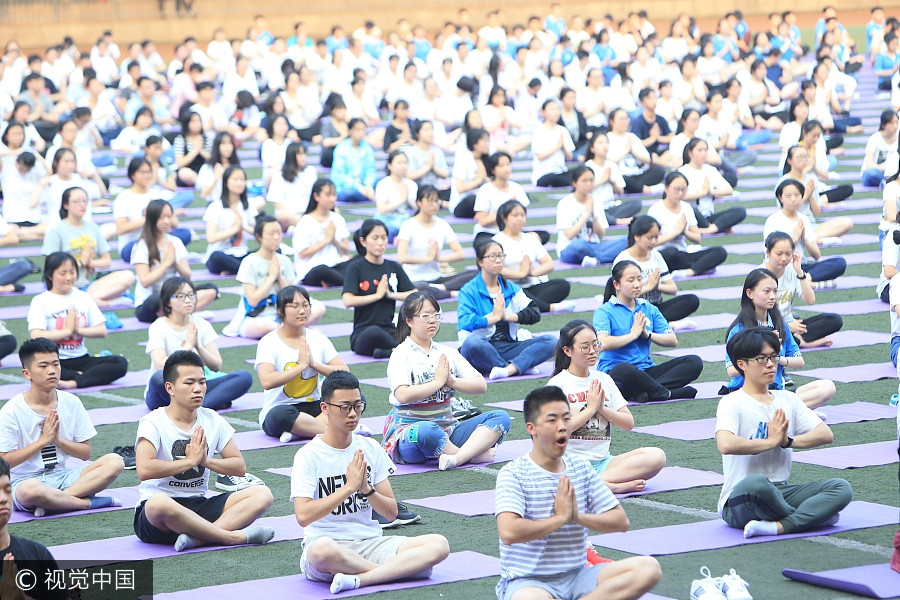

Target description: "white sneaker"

left=818, top=237, right=842, bottom=247
left=690, top=566, right=726, bottom=600
left=216, top=472, right=265, bottom=492
left=815, top=279, right=837, bottom=290
left=354, top=422, right=373, bottom=436
left=670, top=269, right=691, bottom=279
left=720, top=569, right=753, bottom=600
left=279, top=431, right=299, bottom=443
left=0, top=321, right=10, bottom=337
left=814, top=409, right=828, bottom=420
left=669, top=318, right=698, bottom=331
left=581, top=256, right=598, bottom=268
left=552, top=300, right=576, bottom=313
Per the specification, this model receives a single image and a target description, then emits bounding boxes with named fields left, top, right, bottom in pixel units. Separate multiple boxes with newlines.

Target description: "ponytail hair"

left=627, top=215, right=661, bottom=248
left=603, top=259, right=640, bottom=303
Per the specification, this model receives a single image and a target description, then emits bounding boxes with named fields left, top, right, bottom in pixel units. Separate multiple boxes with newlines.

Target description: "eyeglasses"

left=484, top=253, right=506, bottom=262
left=415, top=312, right=442, bottom=323
left=324, top=401, right=366, bottom=415
left=578, top=341, right=600, bottom=352
left=67, top=197, right=88, bottom=204
left=669, top=186, right=687, bottom=193
left=171, top=292, right=196, bottom=301
left=285, top=302, right=311, bottom=311
left=743, top=354, right=780, bottom=365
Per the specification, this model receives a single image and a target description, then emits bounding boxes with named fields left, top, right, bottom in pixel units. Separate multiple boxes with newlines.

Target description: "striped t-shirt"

left=495, top=453, right=619, bottom=585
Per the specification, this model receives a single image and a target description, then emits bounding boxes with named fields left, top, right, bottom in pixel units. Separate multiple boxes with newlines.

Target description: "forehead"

left=330, top=387, right=362, bottom=403
left=536, top=400, right=570, bottom=419
left=573, top=328, right=598, bottom=343
left=176, top=365, right=205, bottom=380
left=29, top=352, right=59, bottom=364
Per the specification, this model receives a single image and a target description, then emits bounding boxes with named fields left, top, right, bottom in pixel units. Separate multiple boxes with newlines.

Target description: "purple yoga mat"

left=673, top=263, right=757, bottom=280
left=801, top=362, right=896, bottom=383
left=8, top=485, right=142, bottom=524
left=792, top=440, right=898, bottom=469
left=86, top=392, right=266, bottom=426
left=656, top=330, right=891, bottom=361
left=405, top=466, right=724, bottom=517
left=794, top=298, right=885, bottom=316
left=726, top=233, right=879, bottom=256
left=843, top=251, right=883, bottom=266
left=0, top=369, right=151, bottom=398
left=691, top=276, right=880, bottom=301
left=782, top=563, right=900, bottom=599
left=153, top=551, right=501, bottom=600
left=49, top=514, right=302, bottom=565
left=233, top=415, right=385, bottom=451
left=589, top=501, right=897, bottom=556
left=633, top=402, right=897, bottom=441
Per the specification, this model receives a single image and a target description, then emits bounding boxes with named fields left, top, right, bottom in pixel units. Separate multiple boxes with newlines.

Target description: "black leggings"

left=523, top=279, right=571, bottom=312
left=605, top=198, right=643, bottom=225
left=654, top=294, right=700, bottom=322
left=302, top=261, right=350, bottom=288
left=351, top=325, right=398, bottom=356
left=608, top=355, right=704, bottom=402
left=825, top=133, right=843, bottom=151
left=822, top=185, right=853, bottom=203
left=622, top=166, right=665, bottom=194
left=413, top=271, right=479, bottom=299
left=261, top=402, right=321, bottom=438
left=295, top=123, right=321, bottom=143
left=0, top=334, right=16, bottom=363
left=536, top=170, right=573, bottom=188
left=60, top=353, right=129, bottom=388
left=692, top=205, right=747, bottom=232
left=659, top=245, right=728, bottom=276
left=794, top=312, right=843, bottom=343
left=453, top=195, right=476, bottom=218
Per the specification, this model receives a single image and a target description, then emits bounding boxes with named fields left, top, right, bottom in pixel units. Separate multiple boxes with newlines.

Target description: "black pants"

left=536, top=170, right=573, bottom=188
left=692, top=205, right=747, bottom=232
left=609, top=355, right=704, bottom=402
left=605, top=198, right=643, bottom=225
left=453, top=195, right=476, bottom=219
left=413, top=270, right=479, bottom=298
left=320, top=146, right=336, bottom=168
left=302, top=261, right=350, bottom=288
left=0, top=334, right=16, bottom=363
left=523, top=279, right=571, bottom=312
left=825, top=133, right=843, bottom=152
left=794, top=312, right=843, bottom=343
left=804, top=257, right=847, bottom=282
left=655, top=294, right=700, bottom=322
left=351, top=325, right=398, bottom=356
left=135, top=283, right=218, bottom=323
left=60, top=353, right=128, bottom=388
left=660, top=245, right=727, bottom=276
left=295, top=123, right=321, bottom=143
left=261, top=402, right=321, bottom=438
left=622, top=166, right=665, bottom=194
left=822, top=185, right=853, bottom=203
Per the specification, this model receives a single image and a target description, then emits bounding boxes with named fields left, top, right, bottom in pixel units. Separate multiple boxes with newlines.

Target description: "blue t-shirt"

left=592, top=297, right=671, bottom=372
left=723, top=317, right=802, bottom=389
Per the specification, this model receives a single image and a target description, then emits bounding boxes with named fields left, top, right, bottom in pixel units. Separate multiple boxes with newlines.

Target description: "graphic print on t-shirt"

left=51, top=309, right=84, bottom=352
left=318, top=465, right=373, bottom=516
left=40, top=444, right=59, bottom=470
left=170, top=438, right=205, bottom=482
left=565, top=390, right=610, bottom=442
left=282, top=362, right=317, bottom=399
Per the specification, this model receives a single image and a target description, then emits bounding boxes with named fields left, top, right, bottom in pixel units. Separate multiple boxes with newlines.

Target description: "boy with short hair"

left=0, top=337, right=124, bottom=518
left=134, top=350, right=275, bottom=551
left=292, top=370, right=450, bottom=594
left=494, top=385, right=661, bottom=600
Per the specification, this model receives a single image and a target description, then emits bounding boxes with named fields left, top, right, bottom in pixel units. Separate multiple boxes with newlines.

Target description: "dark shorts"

left=133, top=492, right=233, bottom=545
left=261, top=401, right=322, bottom=438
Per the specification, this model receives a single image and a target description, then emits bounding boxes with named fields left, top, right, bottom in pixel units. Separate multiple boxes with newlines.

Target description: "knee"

left=306, top=537, right=341, bottom=565
left=683, top=294, right=700, bottom=313
left=485, top=410, right=512, bottom=434
left=234, top=370, right=254, bottom=391
left=738, top=473, right=771, bottom=493
left=684, top=355, right=704, bottom=376
left=460, top=335, right=487, bottom=354
left=609, top=362, right=637, bottom=378
left=410, top=422, right=446, bottom=455
left=99, top=453, right=126, bottom=475
left=109, top=356, right=129, bottom=377
left=15, top=480, right=45, bottom=505
left=818, top=378, right=836, bottom=399
left=828, top=478, right=854, bottom=506
left=711, top=246, right=728, bottom=262
left=426, top=534, right=451, bottom=562
left=248, top=484, right=275, bottom=509
left=648, top=447, right=667, bottom=469
left=630, top=556, right=662, bottom=588
left=144, top=493, right=178, bottom=520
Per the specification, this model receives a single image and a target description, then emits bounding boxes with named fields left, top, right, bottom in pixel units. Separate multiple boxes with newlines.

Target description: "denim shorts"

left=12, top=466, right=85, bottom=512
left=499, top=565, right=605, bottom=600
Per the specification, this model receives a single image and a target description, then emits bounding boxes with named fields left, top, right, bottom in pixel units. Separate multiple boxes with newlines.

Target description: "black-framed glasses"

left=743, top=354, right=779, bottom=365
left=484, top=253, right=506, bottom=261
left=171, top=292, right=196, bottom=301
left=323, top=401, right=366, bottom=415
left=285, top=302, right=311, bottom=311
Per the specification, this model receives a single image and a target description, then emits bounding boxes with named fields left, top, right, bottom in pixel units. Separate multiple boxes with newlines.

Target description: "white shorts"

left=300, top=535, right=408, bottom=582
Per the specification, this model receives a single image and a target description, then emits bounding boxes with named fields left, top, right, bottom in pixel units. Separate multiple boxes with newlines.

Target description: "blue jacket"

left=331, top=139, right=376, bottom=194
left=456, top=274, right=540, bottom=341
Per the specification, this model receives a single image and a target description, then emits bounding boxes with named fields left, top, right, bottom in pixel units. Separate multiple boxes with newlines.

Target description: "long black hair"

left=396, top=290, right=440, bottom=342
left=603, top=259, right=640, bottom=303
left=281, top=142, right=305, bottom=183
left=552, top=319, right=596, bottom=376
left=220, top=165, right=249, bottom=210
left=682, top=137, right=706, bottom=166
left=141, top=199, right=173, bottom=267
left=305, top=178, right=336, bottom=214
left=627, top=215, right=661, bottom=248
left=726, top=268, right=785, bottom=338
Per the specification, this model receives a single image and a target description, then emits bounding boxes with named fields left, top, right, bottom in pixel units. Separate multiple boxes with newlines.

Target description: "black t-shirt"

left=630, top=113, right=670, bottom=155
left=343, top=257, right=413, bottom=340
left=0, top=535, right=68, bottom=600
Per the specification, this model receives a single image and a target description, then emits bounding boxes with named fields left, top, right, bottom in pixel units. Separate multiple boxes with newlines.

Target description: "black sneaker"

left=113, top=446, right=136, bottom=469
left=215, top=473, right=265, bottom=492
left=783, top=376, right=794, bottom=387
left=374, top=503, right=421, bottom=529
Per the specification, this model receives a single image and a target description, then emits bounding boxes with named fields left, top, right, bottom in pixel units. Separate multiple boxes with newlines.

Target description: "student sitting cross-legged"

left=717, top=326, right=852, bottom=539
left=292, top=370, right=450, bottom=595
left=134, top=350, right=275, bottom=552
left=0, top=338, right=125, bottom=517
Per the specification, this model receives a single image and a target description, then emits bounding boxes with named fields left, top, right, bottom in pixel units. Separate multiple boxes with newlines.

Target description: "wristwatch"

left=781, top=436, right=794, bottom=449
left=360, top=483, right=376, bottom=497
left=797, top=272, right=807, bottom=280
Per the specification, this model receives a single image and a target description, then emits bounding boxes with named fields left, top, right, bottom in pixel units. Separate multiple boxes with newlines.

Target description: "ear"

left=164, top=381, right=174, bottom=396
left=21, top=367, right=31, bottom=381
left=525, top=421, right=536, bottom=437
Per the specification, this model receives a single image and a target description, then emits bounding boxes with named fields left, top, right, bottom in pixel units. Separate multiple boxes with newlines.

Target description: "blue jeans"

left=737, top=129, right=772, bottom=148
left=121, top=228, right=192, bottom=263
left=170, top=190, right=195, bottom=209
left=337, top=188, right=369, bottom=203
left=862, top=168, right=885, bottom=188
left=395, top=410, right=511, bottom=463
left=559, top=237, right=628, bottom=265
left=891, top=336, right=900, bottom=368
left=804, top=257, right=847, bottom=282
left=146, top=369, right=253, bottom=410
left=0, top=258, right=32, bottom=286
left=460, top=334, right=556, bottom=375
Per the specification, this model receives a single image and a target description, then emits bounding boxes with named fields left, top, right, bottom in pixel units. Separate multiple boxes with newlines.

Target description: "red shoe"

left=586, top=546, right=613, bottom=565
left=891, top=529, right=900, bottom=573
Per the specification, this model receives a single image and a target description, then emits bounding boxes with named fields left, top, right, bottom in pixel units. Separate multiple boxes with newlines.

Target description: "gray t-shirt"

left=41, top=219, right=110, bottom=288
left=404, top=143, right=448, bottom=188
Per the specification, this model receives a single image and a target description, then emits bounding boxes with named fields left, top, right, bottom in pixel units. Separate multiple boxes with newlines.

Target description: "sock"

left=743, top=520, right=779, bottom=538
left=242, top=525, right=275, bottom=545
left=174, top=533, right=199, bottom=552
left=372, top=348, right=392, bottom=359
left=280, top=431, right=298, bottom=443
left=438, top=454, right=457, bottom=471
left=33, top=507, right=46, bottom=517
left=88, top=496, right=121, bottom=510
left=489, top=366, right=509, bottom=380
left=330, top=573, right=361, bottom=594
left=524, top=367, right=541, bottom=376
left=669, top=386, right=698, bottom=400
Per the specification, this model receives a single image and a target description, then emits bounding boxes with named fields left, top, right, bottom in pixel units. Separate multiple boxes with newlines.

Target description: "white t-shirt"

left=42, top=174, right=99, bottom=225
left=863, top=132, right=897, bottom=174
left=678, top=163, right=730, bottom=216
left=493, top=231, right=550, bottom=288
left=113, top=188, right=153, bottom=249
left=763, top=210, right=816, bottom=259
left=27, top=289, right=105, bottom=359
left=584, top=159, right=625, bottom=208
left=765, top=262, right=804, bottom=323
left=290, top=434, right=394, bottom=541
left=613, top=249, right=671, bottom=305
left=555, top=193, right=610, bottom=255
left=715, top=389, right=822, bottom=513
left=260, top=138, right=289, bottom=174
left=145, top=315, right=218, bottom=393
left=131, top=235, right=188, bottom=307
left=546, top=369, right=627, bottom=461
left=223, top=252, right=297, bottom=337
left=0, top=164, right=42, bottom=224
left=607, top=131, right=647, bottom=176
left=291, top=212, right=351, bottom=281
left=265, top=167, right=317, bottom=215
left=473, top=181, right=530, bottom=236
left=647, top=200, right=698, bottom=251
left=374, top=176, right=417, bottom=224
left=880, top=180, right=900, bottom=233
left=396, top=217, right=458, bottom=282
left=879, top=239, right=900, bottom=297
left=449, top=150, right=477, bottom=211
left=386, top=338, right=481, bottom=406
left=136, top=407, right=235, bottom=502
left=254, top=328, right=339, bottom=425
left=195, top=163, right=222, bottom=204
left=202, top=201, right=256, bottom=259
left=531, top=124, right=575, bottom=184
left=0, top=391, right=96, bottom=480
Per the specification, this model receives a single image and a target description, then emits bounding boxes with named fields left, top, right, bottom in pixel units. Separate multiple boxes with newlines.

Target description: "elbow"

left=613, top=513, right=630, bottom=533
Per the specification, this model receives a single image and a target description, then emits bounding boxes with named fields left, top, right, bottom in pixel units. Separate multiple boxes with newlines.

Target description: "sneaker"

left=374, top=503, right=421, bottom=529
left=354, top=422, right=373, bottom=436
left=451, top=396, right=482, bottom=420
left=670, top=269, right=691, bottom=279
left=104, top=312, right=124, bottom=330
left=669, top=318, right=697, bottom=331
left=215, top=472, right=265, bottom=492
left=586, top=545, right=613, bottom=565
left=552, top=300, right=576, bottom=313
left=818, top=237, right=842, bottom=247
left=719, top=569, right=752, bottom=600
left=890, top=393, right=899, bottom=407
left=581, top=256, right=598, bottom=268
left=815, top=279, right=837, bottom=290
left=690, top=566, right=726, bottom=600
left=0, top=321, right=10, bottom=336
left=113, top=445, right=136, bottom=470
left=782, top=376, right=794, bottom=387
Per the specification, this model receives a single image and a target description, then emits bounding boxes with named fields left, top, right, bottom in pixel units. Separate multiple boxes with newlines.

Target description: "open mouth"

left=555, top=434, right=568, bottom=448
